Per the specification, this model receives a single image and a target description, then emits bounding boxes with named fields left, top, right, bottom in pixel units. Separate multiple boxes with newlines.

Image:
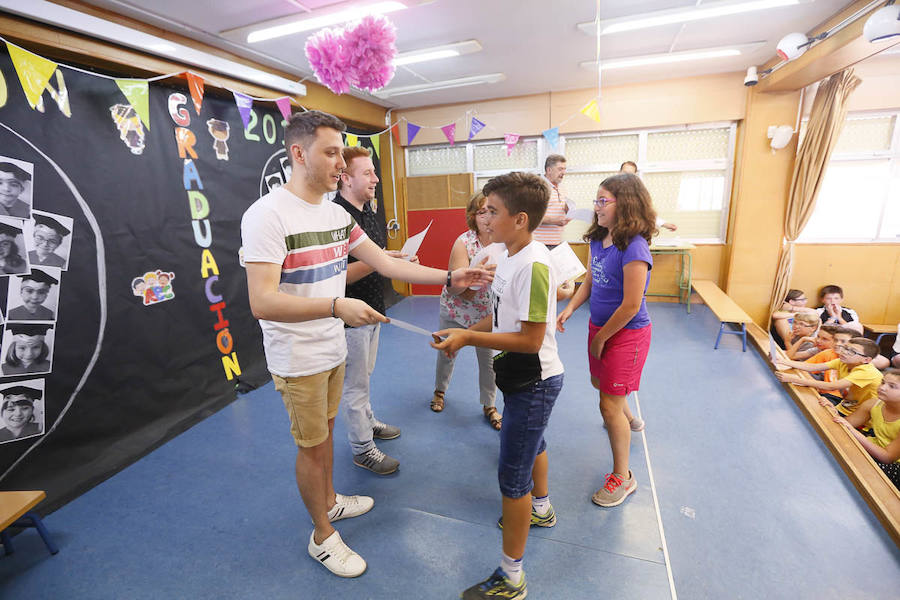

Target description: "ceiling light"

left=393, top=40, right=482, bottom=66
left=246, top=1, right=407, bottom=43
left=0, top=0, right=306, bottom=95
left=372, top=73, right=505, bottom=99
left=578, top=0, right=812, bottom=36
left=580, top=44, right=764, bottom=70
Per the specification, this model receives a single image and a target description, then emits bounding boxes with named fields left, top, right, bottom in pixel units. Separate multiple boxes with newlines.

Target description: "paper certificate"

left=549, top=242, right=586, bottom=282
left=568, top=207, right=594, bottom=223
left=388, top=318, right=443, bottom=340
left=468, top=243, right=506, bottom=290
left=400, top=220, right=432, bottom=261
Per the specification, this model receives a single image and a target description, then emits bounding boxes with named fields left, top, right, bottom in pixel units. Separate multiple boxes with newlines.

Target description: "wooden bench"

left=691, top=280, right=753, bottom=351
left=864, top=323, right=897, bottom=347
left=0, top=490, right=58, bottom=556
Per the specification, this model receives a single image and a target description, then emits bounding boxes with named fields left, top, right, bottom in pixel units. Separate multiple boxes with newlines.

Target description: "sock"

left=500, top=553, right=523, bottom=585
left=532, top=494, right=551, bottom=515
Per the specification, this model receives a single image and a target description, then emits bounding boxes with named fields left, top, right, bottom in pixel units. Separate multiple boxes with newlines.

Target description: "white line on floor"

left=634, top=391, right=678, bottom=600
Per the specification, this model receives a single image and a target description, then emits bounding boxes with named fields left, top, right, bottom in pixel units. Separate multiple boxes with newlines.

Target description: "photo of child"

left=1, top=322, right=55, bottom=376
left=26, top=210, right=74, bottom=271
left=0, top=218, right=29, bottom=275
left=0, top=157, right=34, bottom=219
left=0, top=380, right=45, bottom=444
left=6, top=267, right=61, bottom=321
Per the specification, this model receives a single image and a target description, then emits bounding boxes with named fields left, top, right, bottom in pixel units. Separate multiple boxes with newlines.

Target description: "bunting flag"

left=7, top=43, right=58, bottom=109
left=468, top=117, right=486, bottom=140
left=186, top=72, right=205, bottom=115
left=391, top=123, right=401, bottom=146
left=115, top=79, right=150, bottom=129
left=345, top=133, right=358, bottom=147
left=370, top=134, right=381, bottom=159
left=504, top=133, right=520, bottom=157
left=580, top=99, right=602, bottom=124
left=441, top=123, right=456, bottom=146
left=233, top=91, right=254, bottom=129
left=542, top=127, right=560, bottom=150
left=275, top=96, right=292, bottom=123
left=407, top=122, right=421, bottom=145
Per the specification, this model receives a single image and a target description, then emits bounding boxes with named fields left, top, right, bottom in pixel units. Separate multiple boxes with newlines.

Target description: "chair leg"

left=1, top=529, right=13, bottom=555
left=22, top=512, right=59, bottom=555
left=741, top=324, right=747, bottom=352
left=715, top=322, right=725, bottom=349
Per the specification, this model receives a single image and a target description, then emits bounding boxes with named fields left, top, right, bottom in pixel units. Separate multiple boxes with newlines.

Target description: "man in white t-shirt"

left=241, top=110, right=492, bottom=578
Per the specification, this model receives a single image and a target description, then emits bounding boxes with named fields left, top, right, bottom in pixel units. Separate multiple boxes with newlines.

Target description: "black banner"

left=0, top=43, right=382, bottom=511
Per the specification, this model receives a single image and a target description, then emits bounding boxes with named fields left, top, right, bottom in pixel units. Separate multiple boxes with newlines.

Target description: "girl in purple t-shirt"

left=557, top=173, right=656, bottom=509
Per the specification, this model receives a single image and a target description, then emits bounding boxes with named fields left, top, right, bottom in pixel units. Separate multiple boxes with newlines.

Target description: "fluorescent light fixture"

left=372, top=73, right=505, bottom=99
left=245, top=1, right=407, bottom=44
left=580, top=43, right=765, bottom=70
left=0, top=0, right=307, bottom=95
left=578, top=0, right=813, bottom=36
left=393, top=40, right=482, bottom=66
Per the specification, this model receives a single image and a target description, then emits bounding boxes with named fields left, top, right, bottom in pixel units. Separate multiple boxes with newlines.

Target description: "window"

left=798, top=112, right=900, bottom=242
left=406, top=122, right=736, bottom=243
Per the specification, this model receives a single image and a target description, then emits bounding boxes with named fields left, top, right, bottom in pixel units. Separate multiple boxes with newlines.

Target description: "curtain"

left=768, top=69, right=861, bottom=320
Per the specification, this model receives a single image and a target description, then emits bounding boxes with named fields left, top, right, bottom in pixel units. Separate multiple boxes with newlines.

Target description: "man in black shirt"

left=333, top=146, right=414, bottom=475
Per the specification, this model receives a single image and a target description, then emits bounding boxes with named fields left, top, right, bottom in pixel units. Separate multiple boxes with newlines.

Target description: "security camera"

left=744, top=66, right=759, bottom=86
left=864, top=3, right=900, bottom=43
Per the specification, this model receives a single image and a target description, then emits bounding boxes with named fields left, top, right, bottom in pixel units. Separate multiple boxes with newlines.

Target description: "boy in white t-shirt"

left=241, top=111, right=492, bottom=579
left=433, top=172, right=563, bottom=600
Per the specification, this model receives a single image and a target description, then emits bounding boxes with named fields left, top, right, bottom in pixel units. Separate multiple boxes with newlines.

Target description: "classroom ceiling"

left=62, top=0, right=858, bottom=107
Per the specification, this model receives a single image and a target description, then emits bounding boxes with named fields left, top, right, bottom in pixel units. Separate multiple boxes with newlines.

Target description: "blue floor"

left=2, top=298, right=899, bottom=599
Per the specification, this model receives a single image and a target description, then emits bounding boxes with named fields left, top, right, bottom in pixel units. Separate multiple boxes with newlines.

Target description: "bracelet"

left=331, top=297, right=338, bottom=318
left=446, top=270, right=453, bottom=287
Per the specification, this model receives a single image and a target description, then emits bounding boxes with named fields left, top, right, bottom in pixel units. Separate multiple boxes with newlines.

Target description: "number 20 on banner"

left=243, top=110, right=279, bottom=145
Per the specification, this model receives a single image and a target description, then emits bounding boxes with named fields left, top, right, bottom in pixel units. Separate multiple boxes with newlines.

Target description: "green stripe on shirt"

left=285, top=224, right=354, bottom=250
left=528, top=262, right=550, bottom=322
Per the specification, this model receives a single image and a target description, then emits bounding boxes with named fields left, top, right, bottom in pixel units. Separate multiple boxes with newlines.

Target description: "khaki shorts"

left=272, top=362, right=345, bottom=448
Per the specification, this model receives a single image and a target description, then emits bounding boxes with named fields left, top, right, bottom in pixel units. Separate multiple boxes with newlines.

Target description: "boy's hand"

left=818, top=396, right=833, bottom=408
left=335, top=298, right=389, bottom=327
left=431, top=328, right=468, bottom=359
left=589, top=333, right=606, bottom=359
left=451, top=264, right=495, bottom=289
left=775, top=372, right=797, bottom=384
left=557, top=306, right=574, bottom=332
left=832, top=416, right=852, bottom=429
left=774, top=355, right=788, bottom=365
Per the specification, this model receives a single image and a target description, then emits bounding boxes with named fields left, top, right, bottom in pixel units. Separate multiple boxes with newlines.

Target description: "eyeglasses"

left=592, top=198, right=617, bottom=207
left=838, top=346, right=867, bottom=358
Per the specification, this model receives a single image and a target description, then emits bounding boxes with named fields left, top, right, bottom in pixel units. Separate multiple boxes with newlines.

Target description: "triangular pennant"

left=580, top=99, right=602, bottom=123
left=233, top=91, right=253, bottom=129
left=345, top=133, right=358, bottom=147
left=186, top=72, right=205, bottom=115
left=391, top=123, right=401, bottom=146
left=441, top=123, right=456, bottom=146
left=7, top=43, right=58, bottom=109
left=115, top=79, right=150, bottom=130
left=407, top=122, right=421, bottom=145
left=504, top=133, right=520, bottom=157
left=370, top=134, right=380, bottom=159
left=275, top=96, right=292, bottom=123
left=542, top=127, right=560, bottom=150
left=468, top=117, right=486, bottom=140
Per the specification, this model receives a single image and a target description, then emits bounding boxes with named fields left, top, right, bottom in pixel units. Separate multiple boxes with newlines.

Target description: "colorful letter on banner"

left=391, top=123, right=401, bottom=146
left=371, top=134, right=380, bottom=158
left=504, top=133, right=520, bottom=157
left=115, top=79, right=150, bottom=129
left=407, top=123, right=421, bottom=145
left=469, top=117, right=485, bottom=140
left=233, top=91, right=253, bottom=129
left=186, top=72, right=205, bottom=115
left=275, top=97, right=292, bottom=123
left=441, top=123, right=456, bottom=146
left=580, top=99, right=602, bottom=124
left=542, top=127, right=559, bottom=150
left=6, top=43, right=58, bottom=109
left=345, top=133, right=358, bottom=147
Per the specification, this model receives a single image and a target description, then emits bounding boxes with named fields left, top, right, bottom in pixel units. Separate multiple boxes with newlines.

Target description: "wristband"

left=331, top=297, right=338, bottom=318
left=446, top=270, right=453, bottom=287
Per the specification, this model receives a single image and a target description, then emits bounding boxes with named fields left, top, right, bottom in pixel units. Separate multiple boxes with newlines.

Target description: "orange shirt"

left=806, top=349, right=839, bottom=385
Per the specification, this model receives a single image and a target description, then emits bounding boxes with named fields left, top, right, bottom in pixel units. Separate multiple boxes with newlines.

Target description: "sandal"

left=483, top=406, right=502, bottom=430
left=430, top=390, right=445, bottom=413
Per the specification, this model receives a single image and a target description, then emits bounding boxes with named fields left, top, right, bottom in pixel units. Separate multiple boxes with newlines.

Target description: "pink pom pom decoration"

left=342, top=15, right=397, bottom=93
left=305, top=27, right=352, bottom=95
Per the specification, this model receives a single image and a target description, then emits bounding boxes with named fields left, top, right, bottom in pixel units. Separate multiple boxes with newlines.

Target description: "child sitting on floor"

left=833, top=368, right=900, bottom=489
left=784, top=312, right=820, bottom=361
left=776, top=337, right=883, bottom=417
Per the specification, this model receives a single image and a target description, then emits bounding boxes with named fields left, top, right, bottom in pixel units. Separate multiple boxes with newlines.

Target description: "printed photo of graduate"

left=0, top=379, right=45, bottom=444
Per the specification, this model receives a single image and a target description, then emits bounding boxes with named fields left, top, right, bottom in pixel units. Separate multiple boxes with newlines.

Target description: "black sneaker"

left=352, top=446, right=399, bottom=475
left=461, top=568, right=526, bottom=600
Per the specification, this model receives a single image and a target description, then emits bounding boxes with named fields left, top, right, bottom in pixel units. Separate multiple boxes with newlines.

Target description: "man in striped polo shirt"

left=532, top=154, right=571, bottom=250
left=241, top=110, right=492, bottom=578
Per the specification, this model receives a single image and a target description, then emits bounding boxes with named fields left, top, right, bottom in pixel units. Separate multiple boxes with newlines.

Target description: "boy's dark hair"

left=284, top=110, right=346, bottom=154
left=465, top=192, right=486, bottom=232
left=337, top=146, right=372, bottom=190
left=0, top=162, right=31, bottom=183
left=482, top=172, right=549, bottom=233
left=883, top=368, right=900, bottom=380
left=544, top=154, right=566, bottom=171
left=819, top=284, right=843, bottom=298
left=583, top=173, right=658, bottom=250
left=847, top=337, right=879, bottom=359
left=833, top=327, right=858, bottom=338
left=619, top=160, right=638, bottom=172
left=785, top=289, right=805, bottom=301
left=819, top=324, right=841, bottom=337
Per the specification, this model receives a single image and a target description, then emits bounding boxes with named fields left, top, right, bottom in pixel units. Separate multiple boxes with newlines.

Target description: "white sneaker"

left=328, top=493, right=374, bottom=522
left=308, top=530, right=367, bottom=577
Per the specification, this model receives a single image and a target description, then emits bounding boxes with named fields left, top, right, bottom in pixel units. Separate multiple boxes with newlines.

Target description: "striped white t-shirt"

left=533, top=176, right=568, bottom=246
left=241, top=187, right=367, bottom=377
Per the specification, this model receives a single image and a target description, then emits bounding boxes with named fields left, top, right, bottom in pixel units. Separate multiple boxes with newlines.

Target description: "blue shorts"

left=498, top=373, right=563, bottom=499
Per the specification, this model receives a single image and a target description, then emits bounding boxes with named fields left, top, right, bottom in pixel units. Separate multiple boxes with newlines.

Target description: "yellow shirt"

left=871, top=402, right=900, bottom=463
left=824, top=359, right=883, bottom=416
